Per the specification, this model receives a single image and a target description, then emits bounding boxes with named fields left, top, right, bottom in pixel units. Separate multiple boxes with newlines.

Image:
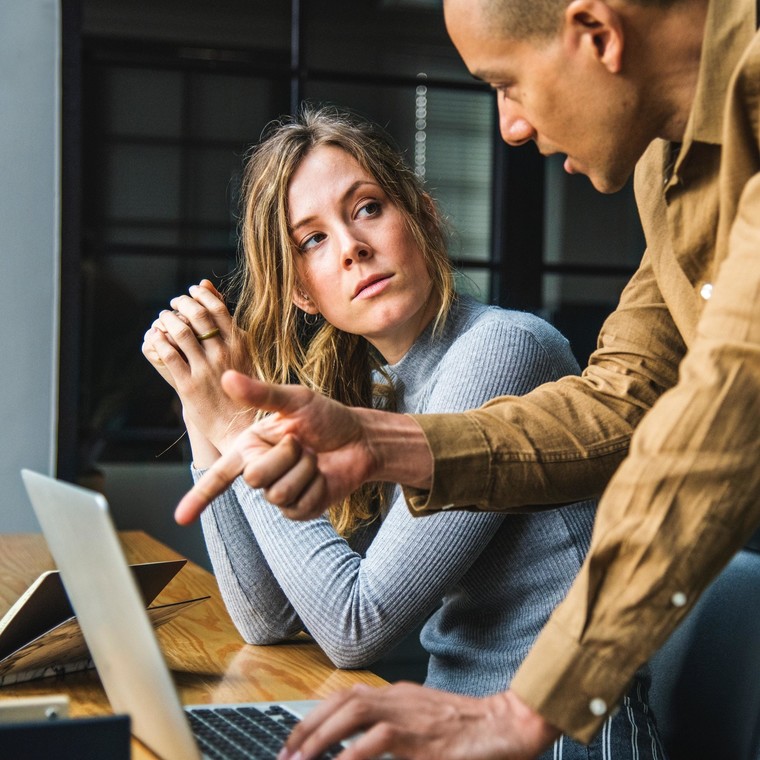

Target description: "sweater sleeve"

left=217, top=313, right=582, bottom=668
left=198, top=474, right=304, bottom=643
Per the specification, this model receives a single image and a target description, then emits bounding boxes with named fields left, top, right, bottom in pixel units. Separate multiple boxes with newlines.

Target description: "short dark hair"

left=475, top=0, right=684, bottom=41
left=479, top=0, right=566, bottom=40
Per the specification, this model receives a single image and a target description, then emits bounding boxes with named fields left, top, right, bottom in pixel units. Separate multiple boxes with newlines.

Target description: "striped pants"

left=538, top=676, right=668, bottom=760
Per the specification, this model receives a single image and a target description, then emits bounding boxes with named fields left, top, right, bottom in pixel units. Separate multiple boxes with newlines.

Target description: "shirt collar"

left=682, top=0, right=756, bottom=148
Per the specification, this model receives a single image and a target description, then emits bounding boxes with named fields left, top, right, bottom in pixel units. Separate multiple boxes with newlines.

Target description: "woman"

left=143, top=106, right=665, bottom=759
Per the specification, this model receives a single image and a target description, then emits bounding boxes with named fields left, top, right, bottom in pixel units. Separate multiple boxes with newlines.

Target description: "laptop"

left=20, top=469, right=346, bottom=760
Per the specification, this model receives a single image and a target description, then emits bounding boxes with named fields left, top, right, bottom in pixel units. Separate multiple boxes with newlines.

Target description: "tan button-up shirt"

left=405, top=0, right=760, bottom=743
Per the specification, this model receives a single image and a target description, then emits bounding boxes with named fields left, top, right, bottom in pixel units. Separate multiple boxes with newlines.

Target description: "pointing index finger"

left=221, top=370, right=308, bottom=413
left=174, top=446, right=245, bottom=524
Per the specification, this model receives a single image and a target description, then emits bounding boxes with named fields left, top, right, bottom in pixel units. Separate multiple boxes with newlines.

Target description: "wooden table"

left=0, top=531, right=387, bottom=758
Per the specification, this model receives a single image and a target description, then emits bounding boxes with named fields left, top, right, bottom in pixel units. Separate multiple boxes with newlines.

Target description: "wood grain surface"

left=0, top=531, right=387, bottom=758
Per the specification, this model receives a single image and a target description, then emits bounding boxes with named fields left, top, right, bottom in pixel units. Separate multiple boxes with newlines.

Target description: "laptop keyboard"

left=186, top=704, right=343, bottom=760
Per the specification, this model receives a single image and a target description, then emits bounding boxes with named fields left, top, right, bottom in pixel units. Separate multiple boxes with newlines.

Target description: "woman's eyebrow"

left=290, top=180, right=379, bottom=232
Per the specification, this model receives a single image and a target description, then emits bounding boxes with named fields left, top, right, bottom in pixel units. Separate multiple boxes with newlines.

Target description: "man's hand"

left=277, top=683, right=560, bottom=760
left=174, top=370, right=377, bottom=523
left=175, top=369, right=435, bottom=524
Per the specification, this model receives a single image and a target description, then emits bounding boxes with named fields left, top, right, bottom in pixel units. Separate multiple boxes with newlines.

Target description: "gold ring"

left=195, top=327, right=220, bottom=341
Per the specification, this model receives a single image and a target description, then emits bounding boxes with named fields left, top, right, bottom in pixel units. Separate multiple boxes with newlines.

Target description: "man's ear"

left=563, top=0, right=624, bottom=74
left=292, top=286, right=319, bottom=314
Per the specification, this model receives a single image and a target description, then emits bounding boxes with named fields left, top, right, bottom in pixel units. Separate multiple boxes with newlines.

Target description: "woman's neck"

left=370, top=293, right=443, bottom=365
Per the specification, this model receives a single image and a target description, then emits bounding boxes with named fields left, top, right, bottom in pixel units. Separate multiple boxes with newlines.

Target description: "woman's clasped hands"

left=141, top=279, right=253, bottom=463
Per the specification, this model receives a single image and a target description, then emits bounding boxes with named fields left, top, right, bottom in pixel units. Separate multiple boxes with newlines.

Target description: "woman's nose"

left=340, top=234, right=371, bottom=268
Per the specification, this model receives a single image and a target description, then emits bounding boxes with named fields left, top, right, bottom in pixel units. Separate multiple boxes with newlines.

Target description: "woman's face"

left=288, top=144, right=438, bottom=364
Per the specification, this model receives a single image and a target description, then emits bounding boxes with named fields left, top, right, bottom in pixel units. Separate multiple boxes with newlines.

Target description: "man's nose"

left=497, top=99, right=535, bottom=147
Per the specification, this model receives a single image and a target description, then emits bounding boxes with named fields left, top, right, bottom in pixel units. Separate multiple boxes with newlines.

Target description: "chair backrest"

left=648, top=547, right=760, bottom=760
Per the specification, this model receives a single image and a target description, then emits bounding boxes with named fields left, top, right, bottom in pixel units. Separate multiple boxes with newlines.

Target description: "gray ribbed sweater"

left=196, top=296, right=596, bottom=696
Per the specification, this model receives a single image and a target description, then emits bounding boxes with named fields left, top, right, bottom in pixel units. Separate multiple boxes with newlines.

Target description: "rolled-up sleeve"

left=405, top=247, right=683, bottom=515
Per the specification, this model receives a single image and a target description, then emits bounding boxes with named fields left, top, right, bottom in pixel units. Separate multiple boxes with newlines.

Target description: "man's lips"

left=542, top=149, right=577, bottom=175
left=353, top=274, right=393, bottom=299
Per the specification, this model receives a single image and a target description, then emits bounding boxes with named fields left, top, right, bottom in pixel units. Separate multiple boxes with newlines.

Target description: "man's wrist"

left=495, top=690, right=561, bottom=757
left=356, top=409, right=433, bottom=489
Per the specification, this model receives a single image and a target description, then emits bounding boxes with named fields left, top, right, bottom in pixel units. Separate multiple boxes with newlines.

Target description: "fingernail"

left=189, top=285, right=198, bottom=294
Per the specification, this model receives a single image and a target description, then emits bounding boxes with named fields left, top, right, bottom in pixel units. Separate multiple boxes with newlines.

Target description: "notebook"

left=20, top=469, right=347, bottom=760
left=0, top=558, right=207, bottom=686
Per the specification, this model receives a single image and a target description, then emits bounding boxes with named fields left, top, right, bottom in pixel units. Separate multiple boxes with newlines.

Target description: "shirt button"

left=671, top=591, right=687, bottom=607
left=699, top=282, right=713, bottom=300
left=589, top=698, right=607, bottom=716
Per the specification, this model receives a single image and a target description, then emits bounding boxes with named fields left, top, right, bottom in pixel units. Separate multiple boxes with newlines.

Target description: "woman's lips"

left=353, top=274, right=392, bottom=299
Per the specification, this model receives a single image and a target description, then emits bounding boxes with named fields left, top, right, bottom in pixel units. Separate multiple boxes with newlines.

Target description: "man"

left=178, top=0, right=760, bottom=757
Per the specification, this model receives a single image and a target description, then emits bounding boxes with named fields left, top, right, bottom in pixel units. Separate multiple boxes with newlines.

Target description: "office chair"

left=648, top=543, right=760, bottom=760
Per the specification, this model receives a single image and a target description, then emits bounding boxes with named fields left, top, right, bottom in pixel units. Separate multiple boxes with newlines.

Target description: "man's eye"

left=493, top=84, right=514, bottom=99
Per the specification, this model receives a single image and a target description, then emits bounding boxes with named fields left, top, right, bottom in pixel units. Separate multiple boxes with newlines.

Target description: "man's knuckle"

left=372, top=722, right=398, bottom=744
left=243, top=462, right=265, bottom=488
left=268, top=481, right=295, bottom=505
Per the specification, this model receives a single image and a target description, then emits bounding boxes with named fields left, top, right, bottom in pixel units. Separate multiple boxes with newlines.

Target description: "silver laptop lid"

left=21, top=469, right=201, bottom=760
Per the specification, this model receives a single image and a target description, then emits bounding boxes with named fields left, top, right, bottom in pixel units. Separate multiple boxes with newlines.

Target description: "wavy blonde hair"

left=232, top=105, right=455, bottom=536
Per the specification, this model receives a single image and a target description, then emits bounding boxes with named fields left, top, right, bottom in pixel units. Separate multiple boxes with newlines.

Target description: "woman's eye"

left=300, top=232, right=326, bottom=252
left=357, top=201, right=381, bottom=219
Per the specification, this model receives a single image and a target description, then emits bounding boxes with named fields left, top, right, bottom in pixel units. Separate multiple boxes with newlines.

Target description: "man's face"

left=444, top=0, right=648, bottom=194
